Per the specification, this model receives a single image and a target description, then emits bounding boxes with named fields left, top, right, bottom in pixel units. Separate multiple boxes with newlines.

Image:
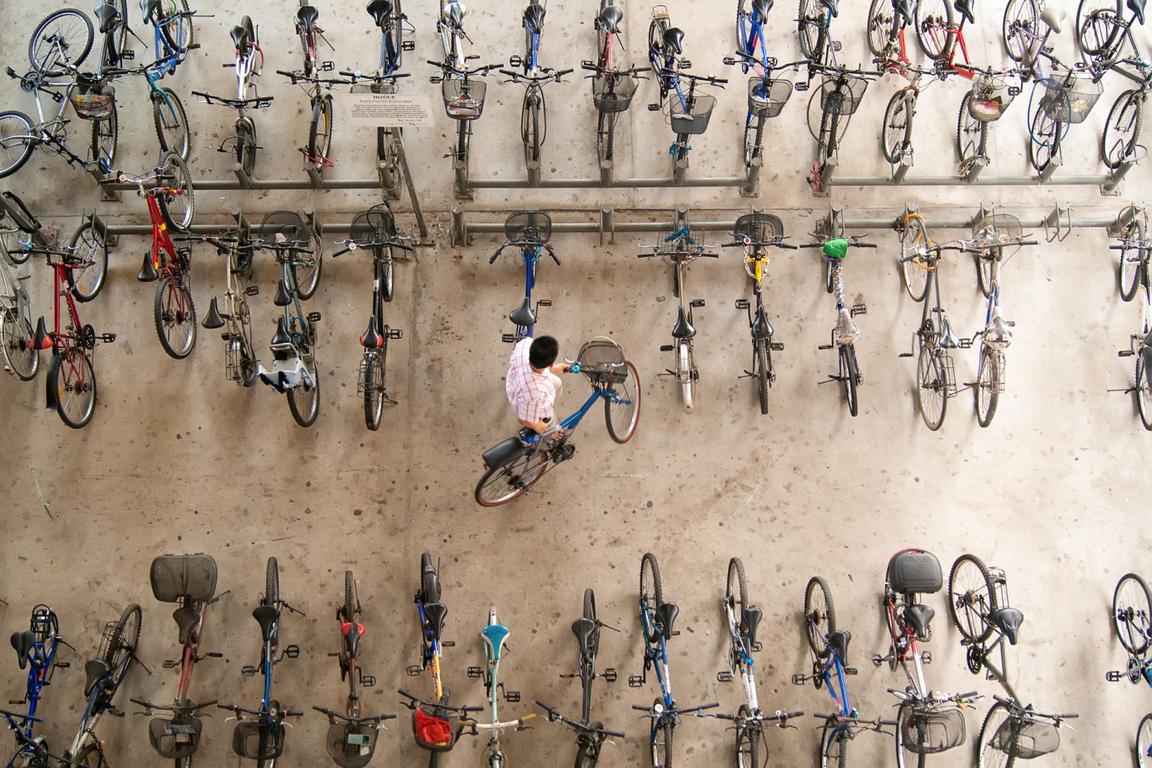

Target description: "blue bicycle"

left=474, top=337, right=640, bottom=506
left=1110, top=573, right=1152, bottom=764
left=736, top=0, right=771, bottom=72
left=141, top=0, right=196, bottom=70
left=628, top=553, right=718, bottom=768
left=490, top=211, right=558, bottom=344
left=795, top=576, right=895, bottom=767
left=6, top=606, right=70, bottom=765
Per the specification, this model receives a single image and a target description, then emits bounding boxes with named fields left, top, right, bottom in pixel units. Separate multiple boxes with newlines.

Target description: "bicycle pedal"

left=921, top=652, right=932, bottom=664
left=789, top=674, right=807, bottom=686
left=794, top=81, right=809, bottom=91
left=898, top=352, right=913, bottom=358
left=307, top=312, right=322, bottom=323
left=603, top=668, right=618, bottom=683
left=831, top=41, right=842, bottom=52
left=851, top=304, right=867, bottom=315
left=716, top=671, right=733, bottom=683
left=442, top=640, right=455, bottom=648
left=402, top=41, right=416, bottom=51
left=504, top=690, right=521, bottom=703
left=818, top=344, right=833, bottom=351
left=501, top=334, right=517, bottom=343
left=100, top=333, right=117, bottom=343
left=108, top=706, right=125, bottom=718
left=627, top=675, right=645, bottom=688
left=659, top=345, right=674, bottom=352
left=467, top=666, right=483, bottom=678
left=1106, top=670, right=1124, bottom=682
left=536, top=299, right=552, bottom=307
left=404, top=665, right=422, bottom=677
left=388, top=329, right=404, bottom=340
left=689, top=298, right=705, bottom=308
left=870, top=654, right=885, bottom=666
left=844, top=667, right=858, bottom=675
left=770, top=342, right=784, bottom=351
left=162, top=660, right=179, bottom=669
left=284, top=645, right=301, bottom=659
left=647, top=103, right=661, bottom=111
left=245, top=286, right=260, bottom=296
left=241, top=666, right=258, bottom=678
left=360, top=674, right=377, bottom=688
left=8, top=700, right=25, bottom=706
left=54, top=662, right=70, bottom=669
left=751, top=641, right=763, bottom=652
left=321, top=61, right=335, bottom=72
left=735, top=298, right=750, bottom=310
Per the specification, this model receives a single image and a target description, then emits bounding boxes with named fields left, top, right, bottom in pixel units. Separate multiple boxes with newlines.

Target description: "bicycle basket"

left=325, top=722, right=378, bottom=768
left=148, top=716, right=202, bottom=759
left=968, top=74, right=1015, bottom=123
left=747, top=77, right=792, bottom=118
left=504, top=211, right=551, bottom=244
left=232, top=721, right=285, bottom=759
left=69, top=74, right=115, bottom=120
left=670, top=93, right=717, bottom=134
left=971, top=213, right=1023, bottom=249
left=412, top=709, right=457, bottom=752
left=441, top=78, right=487, bottom=120
left=593, top=73, right=638, bottom=113
left=1039, top=73, right=1102, bottom=124
left=990, top=718, right=1060, bottom=758
left=820, top=75, right=868, bottom=116
left=350, top=203, right=397, bottom=245
left=261, top=211, right=309, bottom=248
left=577, top=336, right=628, bottom=383
left=733, top=213, right=783, bottom=244
left=901, top=707, right=965, bottom=755
left=149, top=554, right=218, bottom=604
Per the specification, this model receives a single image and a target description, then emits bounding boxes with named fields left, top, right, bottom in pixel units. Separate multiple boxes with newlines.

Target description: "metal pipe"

left=464, top=176, right=749, bottom=189
left=828, top=174, right=1115, bottom=187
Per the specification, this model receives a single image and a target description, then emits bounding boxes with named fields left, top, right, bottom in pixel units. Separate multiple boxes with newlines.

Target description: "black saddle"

left=343, top=622, right=363, bottom=657
left=893, top=0, right=914, bottom=23
left=992, top=607, right=1024, bottom=645
left=662, top=27, right=685, bottom=55
left=10, top=632, right=35, bottom=670
left=84, top=659, right=110, bottom=696
left=360, top=318, right=383, bottom=348
left=508, top=298, right=537, bottom=327
left=741, top=607, right=762, bottom=648
left=821, top=0, right=839, bottom=17
left=597, top=4, right=623, bottom=32
left=425, top=603, right=447, bottom=640
left=366, top=0, right=394, bottom=25
left=297, top=5, right=320, bottom=29
left=173, top=606, right=200, bottom=646
left=655, top=602, right=678, bottom=639
left=523, top=3, right=547, bottom=31
left=270, top=317, right=294, bottom=350
left=954, top=0, right=974, bottom=24
left=1130, top=0, right=1147, bottom=24
left=230, top=25, right=250, bottom=50
left=571, top=617, right=598, bottom=658
left=671, top=306, right=695, bottom=339
left=94, top=3, right=120, bottom=33
left=903, top=604, right=935, bottom=639
left=828, top=629, right=851, bottom=663
left=751, top=311, right=772, bottom=340
left=752, top=0, right=772, bottom=15
left=252, top=604, right=279, bottom=643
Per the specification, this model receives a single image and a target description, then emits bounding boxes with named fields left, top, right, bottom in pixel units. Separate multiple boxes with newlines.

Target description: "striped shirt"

left=506, top=338, right=562, bottom=424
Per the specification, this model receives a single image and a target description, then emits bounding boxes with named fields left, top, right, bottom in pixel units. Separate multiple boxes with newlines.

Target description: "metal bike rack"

left=822, top=158, right=1136, bottom=196
left=812, top=201, right=1145, bottom=236
left=458, top=167, right=757, bottom=197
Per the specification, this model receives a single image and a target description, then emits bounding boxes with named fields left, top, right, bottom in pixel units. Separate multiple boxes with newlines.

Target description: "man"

left=505, top=335, right=569, bottom=435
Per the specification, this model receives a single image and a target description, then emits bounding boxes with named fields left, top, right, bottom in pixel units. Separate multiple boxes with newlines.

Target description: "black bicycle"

left=428, top=60, right=501, bottom=194
left=277, top=67, right=349, bottom=171
left=805, top=63, right=877, bottom=194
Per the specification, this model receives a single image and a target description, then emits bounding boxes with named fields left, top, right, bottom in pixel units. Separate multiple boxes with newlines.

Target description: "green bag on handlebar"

left=823, top=238, right=849, bottom=261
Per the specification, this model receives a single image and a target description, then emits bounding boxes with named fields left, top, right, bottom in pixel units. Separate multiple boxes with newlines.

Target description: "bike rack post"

left=1036, top=152, right=1061, bottom=184
left=89, top=212, right=117, bottom=248
left=303, top=208, right=323, bottom=245
left=451, top=207, right=468, bottom=247
left=816, top=204, right=845, bottom=238
left=814, top=155, right=837, bottom=197
left=1102, top=158, right=1134, bottom=195
left=740, top=151, right=761, bottom=197
left=599, top=208, right=615, bottom=246
left=91, top=170, right=120, bottom=202
left=1108, top=204, right=1143, bottom=237
left=306, top=164, right=325, bottom=190
left=231, top=162, right=256, bottom=190
left=1042, top=204, right=1073, bottom=242
left=891, top=154, right=912, bottom=184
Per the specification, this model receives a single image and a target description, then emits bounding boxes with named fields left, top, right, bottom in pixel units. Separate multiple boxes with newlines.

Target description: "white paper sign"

left=347, top=93, right=435, bottom=128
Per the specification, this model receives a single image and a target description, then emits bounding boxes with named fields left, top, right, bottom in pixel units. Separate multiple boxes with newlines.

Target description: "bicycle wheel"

left=1138, top=355, right=1152, bottom=430
left=292, top=225, right=323, bottom=301
left=474, top=448, right=550, bottom=507
left=956, top=93, right=986, bottom=166
left=157, top=151, right=194, bottom=232
left=1102, top=89, right=1143, bottom=170
left=158, top=0, right=194, bottom=55
left=727, top=557, right=748, bottom=637
left=522, top=94, right=540, bottom=167
left=364, top=350, right=385, bottom=431
left=288, top=350, right=320, bottom=427
left=28, top=9, right=93, bottom=76
left=1118, top=217, right=1146, bottom=302
left=976, top=701, right=1012, bottom=768
left=1002, top=0, right=1037, bottom=62
left=975, top=346, right=1000, bottom=428
left=797, top=0, right=822, bottom=59
left=421, top=552, right=441, bottom=604
left=236, top=119, right=257, bottom=178
left=0, top=308, right=38, bottom=381
left=640, top=553, right=663, bottom=612
left=821, top=718, right=848, bottom=768
left=1138, top=712, right=1152, bottom=768
left=899, top=216, right=930, bottom=302
left=382, top=257, right=395, bottom=302
left=344, top=570, right=357, bottom=621
left=677, top=341, right=694, bottom=413
left=50, top=348, right=96, bottom=428
left=914, top=0, right=954, bottom=59
left=102, top=0, right=128, bottom=64
left=1113, top=573, right=1152, bottom=654
left=154, top=275, right=196, bottom=359
left=894, top=700, right=917, bottom=768
left=1077, top=0, right=1122, bottom=55
left=308, top=95, right=334, bottom=166
left=0, top=111, right=35, bottom=179
left=1027, top=107, right=1058, bottom=173
left=105, top=603, right=141, bottom=689
left=89, top=99, right=118, bottom=174
left=735, top=714, right=758, bottom=768
left=265, top=556, right=280, bottom=605
left=153, top=87, right=190, bottom=162
left=756, top=341, right=769, bottom=414
left=804, top=576, right=835, bottom=656
left=604, top=360, right=640, bottom=443
left=976, top=250, right=996, bottom=299
left=651, top=718, right=673, bottom=768
left=841, top=344, right=859, bottom=416
left=948, top=553, right=997, bottom=643
left=73, top=736, right=106, bottom=768
left=882, top=92, right=911, bottom=165
left=916, top=344, right=947, bottom=431
left=867, top=0, right=894, bottom=57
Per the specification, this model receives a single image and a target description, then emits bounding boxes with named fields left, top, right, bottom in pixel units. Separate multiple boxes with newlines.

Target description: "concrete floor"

left=1, top=0, right=1150, bottom=765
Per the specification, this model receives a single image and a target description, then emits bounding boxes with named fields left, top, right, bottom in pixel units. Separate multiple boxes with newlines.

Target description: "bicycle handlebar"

left=580, top=62, right=649, bottom=77
left=398, top=690, right=483, bottom=716
left=723, top=239, right=798, bottom=250
left=490, top=241, right=558, bottom=264
left=427, top=60, right=503, bottom=78
left=218, top=703, right=304, bottom=718
left=465, top=713, right=537, bottom=731
left=500, top=68, right=575, bottom=82
left=312, top=706, right=397, bottom=723
left=0, top=707, right=42, bottom=724
left=989, top=695, right=1078, bottom=720
left=131, top=698, right=219, bottom=713
left=276, top=69, right=351, bottom=86
left=708, top=709, right=804, bottom=723
left=332, top=238, right=414, bottom=257
left=340, top=70, right=412, bottom=82
left=536, top=702, right=625, bottom=737
left=632, top=702, right=719, bottom=715
left=806, top=62, right=883, bottom=79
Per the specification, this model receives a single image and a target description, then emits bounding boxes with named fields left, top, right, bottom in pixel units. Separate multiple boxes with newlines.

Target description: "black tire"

left=899, top=216, right=930, bottom=302
left=364, top=351, right=385, bottom=431
left=154, top=275, right=197, bottom=359
left=947, top=553, right=997, bottom=643
left=292, top=226, right=323, bottom=301
left=73, top=737, right=106, bottom=768
left=50, top=348, right=96, bottom=428
left=421, top=552, right=441, bottom=604
left=0, top=308, right=39, bottom=382
left=288, top=351, right=320, bottom=427
left=89, top=98, right=118, bottom=175
left=1113, top=573, right=1152, bottom=654
left=640, top=553, right=664, bottom=612
left=797, top=0, right=821, bottom=59
left=1102, top=89, right=1143, bottom=170
left=473, top=448, right=549, bottom=507
left=104, top=0, right=128, bottom=66
left=523, top=95, right=541, bottom=167
left=975, top=346, right=1000, bottom=428
left=157, top=0, right=194, bottom=55
left=957, top=93, right=987, bottom=165
left=1118, top=216, right=1146, bottom=302
left=105, top=603, right=142, bottom=691
left=308, top=95, right=334, bottom=166
left=1028, top=106, right=1058, bottom=173
left=1077, top=0, right=1123, bottom=55
left=157, top=151, right=194, bottom=232
left=914, top=0, right=954, bottom=59
left=651, top=719, right=673, bottom=768
left=0, top=111, right=36, bottom=179
left=153, top=87, right=190, bottom=162
left=265, top=557, right=280, bottom=605
left=382, top=258, right=395, bottom=303
left=916, top=345, right=947, bottom=431
left=68, top=220, right=109, bottom=302
left=1137, top=712, right=1152, bottom=768
left=727, top=558, right=748, bottom=638
left=236, top=118, right=257, bottom=178
left=344, top=570, right=356, bottom=622
left=804, top=576, right=835, bottom=656
left=604, top=360, right=641, bottom=443
left=882, top=91, right=911, bottom=165
left=976, top=701, right=1014, bottom=768
left=894, top=700, right=915, bottom=768
left=28, top=9, right=93, bottom=76
left=1002, top=0, right=1037, bottom=62
left=821, top=718, right=849, bottom=768
left=867, top=0, right=895, bottom=57
left=583, top=587, right=596, bottom=624
left=735, top=711, right=758, bottom=768
left=755, top=341, right=770, bottom=414
left=976, top=249, right=996, bottom=299
left=1138, top=355, right=1152, bottom=431
left=841, top=344, right=859, bottom=416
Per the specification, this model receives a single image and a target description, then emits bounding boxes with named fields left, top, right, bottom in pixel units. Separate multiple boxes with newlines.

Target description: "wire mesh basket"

left=504, top=211, right=551, bottom=244
left=577, top=336, right=629, bottom=384
left=325, top=722, right=378, bottom=768
left=148, top=717, right=202, bottom=759
left=990, top=718, right=1060, bottom=758
left=968, top=74, right=1015, bottom=123
left=656, top=226, right=702, bottom=258
left=971, top=213, right=1023, bottom=249
left=901, top=707, right=966, bottom=755
left=232, top=721, right=285, bottom=760
left=670, top=93, right=717, bottom=134
left=69, top=75, right=115, bottom=120
left=733, top=213, right=783, bottom=244
left=820, top=75, right=869, bottom=116
left=441, top=78, right=487, bottom=120
left=261, top=211, right=309, bottom=248
left=1039, top=73, right=1102, bottom=124
left=593, top=73, right=638, bottom=113
left=350, top=203, right=397, bottom=245
left=747, top=77, right=792, bottom=118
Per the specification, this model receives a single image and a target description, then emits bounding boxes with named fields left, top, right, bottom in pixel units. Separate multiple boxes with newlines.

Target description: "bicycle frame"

left=414, top=581, right=447, bottom=703
left=737, top=1, right=770, bottom=71
left=638, top=598, right=673, bottom=711
left=65, top=621, right=141, bottom=763
left=932, top=17, right=975, bottom=78
left=4, top=73, right=92, bottom=168
left=468, top=608, right=532, bottom=766
left=521, top=0, right=546, bottom=74
left=438, top=0, right=469, bottom=68
left=373, top=0, right=412, bottom=75
left=143, top=0, right=192, bottom=67
left=9, top=607, right=64, bottom=746
left=0, top=251, right=35, bottom=375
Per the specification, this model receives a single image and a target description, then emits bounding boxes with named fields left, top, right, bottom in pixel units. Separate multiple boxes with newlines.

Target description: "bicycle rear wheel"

left=976, top=701, right=1012, bottom=768
left=1002, top=0, right=1037, bottom=62
left=364, top=350, right=385, bottom=431
left=1137, top=355, right=1152, bottom=430
left=158, top=0, right=194, bottom=55
left=105, top=603, right=142, bottom=689
left=157, top=151, right=194, bottom=232
left=841, top=344, right=859, bottom=416
left=975, top=346, right=1000, bottom=428
left=1138, top=712, right=1152, bottom=768
left=916, top=344, right=947, bottom=431
left=153, top=87, right=190, bottom=162
left=474, top=448, right=550, bottom=507
left=867, top=0, right=894, bottom=57
left=796, top=0, right=822, bottom=60
left=266, top=557, right=280, bottom=605
left=1102, top=89, right=1143, bottom=170
left=804, top=576, right=835, bottom=656
left=1113, top=573, right=1152, bottom=654
left=288, top=350, right=320, bottom=427
left=0, top=308, right=38, bottom=381
left=1117, top=217, right=1146, bottom=302
left=677, top=341, right=694, bottom=413
left=154, top=275, right=197, bottom=358
left=604, top=360, right=640, bottom=443
left=1077, top=0, right=1123, bottom=55
left=948, top=553, right=996, bottom=643
left=0, top=111, right=35, bottom=179
left=640, top=553, right=663, bottom=612
left=50, top=348, right=96, bottom=429
left=914, top=0, right=954, bottom=59
left=899, top=216, right=930, bottom=302
left=882, top=92, right=911, bottom=165
left=28, top=9, right=93, bottom=75
left=89, top=100, right=118, bottom=175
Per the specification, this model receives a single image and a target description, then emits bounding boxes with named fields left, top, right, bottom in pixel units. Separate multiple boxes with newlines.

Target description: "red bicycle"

left=915, top=0, right=976, bottom=78
left=119, top=152, right=197, bottom=359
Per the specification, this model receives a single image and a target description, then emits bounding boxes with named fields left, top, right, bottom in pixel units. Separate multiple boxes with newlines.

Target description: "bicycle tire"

left=604, top=360, right=640, bottom=443
left=893, top=700, right=919, bottom=768
left=640, top=553, right=663, bottom=614
left=804, top=576, right=835, bottom=657
left=975, top=346, right=1000, bottom=428
left=421, top=552, right=441, bottom=604
left=364, top=351, right=385, bottom=431
left=1102, top=89, right=1143, bottom=170
left=89, top=98, right=118, bottom=175
left=344, top=570, right=356, bottom=623
left=288, top=351, right=320, bottom=427
left=914, top=0, right=954, bottom=60
left=743, top=112, right=758, bottom=167
left=154, top=275, right=197, bottom=359
left=1138, top=712, right=1152, bottom=768
left=976, top=700, right=1014, bottom=768
left=956, top=92, right=986, bottom=166
left=157, top=152, right=194, bottom=232
left=916, top=345, right=947, bottom=431
left=0, top=309, right=39, bottom=381
left=726, top=558, right=748, bottom=645
left=976, top=249, right=995, bottom=299
left=651, top=718, right=673, bottom=768
left=841, top=344, right=859, bottom=416
left=236, top=118, right=257, bottom=178
left=1002, top=0, right=1037, bottom=62
left=1113, top=573, right=1152, bottom=654
left=158, top=0, right=194, bottom=56
left=28, top=9, right=93, bottom=76
left=308, top=94, right=334, bottom=167
left=0, top=111, right=36, bottom=180
left=103, top=0, right=128, bottom=65
left=677, top=341, right=694, bottom=413
left=381, top=256, right=395, bottom=303
left=797, top=0, right=821, bottom=60
left=1118, top=218, right=1146, bottom=302
left=867, top=0, right=894, bottom=57
left=67, top=220, right=109, bottom=303
left=153, top=87, right=190, bottom=162
left=1138, top=355, right=1152, bottom=430
left=473, top=448, right=550, bottom=507
left=1077, top=0, right=1123, bottom=55
left=1027, top=106, right=1058, bottom=173
left=820, top=719, right=848, bottom=768
left=292, top=225, right=323, bottom=301
left=756, top=341, right=769, bottom=414
left=237, top=301, right=258, bottom=387
left=735, top=711, right=758, bottom=768
left=523, top=94, right=541, bottom=167
left=266, top=557, right=280, bottom=605
left=73, top=735, right=106, bottom=768
left=947, top=553, right=997, bottom=644
left=899, top=216, right=930, bottom=302
left=50, top=348, right=96, bottom=428
left=882, top=91, right=911, bottom=166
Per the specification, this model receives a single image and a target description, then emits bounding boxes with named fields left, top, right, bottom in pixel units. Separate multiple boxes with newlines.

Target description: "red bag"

left=413, top=709, right=455, bottom=751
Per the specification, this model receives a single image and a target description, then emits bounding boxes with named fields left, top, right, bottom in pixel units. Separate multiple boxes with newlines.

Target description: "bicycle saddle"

left=903, top=604, right=935, bottom=640
left=820, top=0, right=839, bottom=17
left=270, top=317, right=294, bottom=352
left=481, top=622, right=510, bottom=661
left=1040, top=6, right=1063, bottom=31
left=523, top=3, right=546, bottom=32
left=442, top=0, right=466, bottom=26
left=252, top=604, right=279, bottom=643
left=656, top=603, right=679, bottom=639
left=752, top=0, right=772, bottom=16
left=671, top=306, right=695, bottom=339
left=571, top=617, right=599, bottom=659
left=991, top=607, right=1024, bottom=645
left=1130, top=0, right=1147, bottom=25
left=939, top=315, right=962, bottom=349
left=10, top=632, right=35, bottom=670
left=366, top=0, right=394, bottom=26
left=597, top=4, right=623, bottom=32
left=741, top=606, right=762, bottom=648
left=230, top=24, right=251, bottom=50
left=83, top=659, right=110, bottom=696
left=342, top=620, right=365, bottom=657
left=892, top=0, right=914, bottom=24
left=360, top=317, right=385, bottom=348
left=172, top=605, right=201, bottom=646
left=752, top=310, right=773, bottom=340
left=425, top=603, right=447, bottom=640
left=828, top=629, right=851, bottom=663
left=296, top=5, right=320, bottom=29
left=953, top=0, right=974, bottom=25
left=508, top=298, right=537, bottom=327
left=662, top=27, right=685, bottom=55
left=93, top=3, right=121, bottom=33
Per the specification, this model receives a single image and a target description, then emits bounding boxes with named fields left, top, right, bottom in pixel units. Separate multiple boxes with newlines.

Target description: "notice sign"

left=348, top=93, right=435, bottom=128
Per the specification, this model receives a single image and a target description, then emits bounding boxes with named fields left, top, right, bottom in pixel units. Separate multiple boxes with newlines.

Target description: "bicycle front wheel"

left=804, top=576, right=835, bottom=656
left=0, top=111, right=35, bottom=179
left=1118, top=216, right=1146, bottom=301
left=50, top=348, right=96, bottom=429
left=756, top=341, right=769, bottom=414
left=474, top=448, right=550, bottom=507
left=1077, top=0, right=1123, bottom=55
left=28, top=9, right=93, bottom=75
left=677, top=341, right=695, bottom=413
left=1027, top=106, right=1058, bottom=173
left=867, top=0, right=894, bottom=56
left=956, top=93, right=986, bottom=166
left=914, top=0, right=954, bottom=59
left=1002, top=0, right=1037, bottom=62
left=604, top=360, right=640, bottom=443
left=1102, top=89, right=1143, bottom=170
left=735, top=716, right=758, bottom=768
left=153, top=87, right=190, bottom=162
left=976, top=250, right=996, bottom=299
left=882, top=92, right=911, bottom=165
left=154, top=275, right=197, bottom=358
left=292, top=225, right=323, bottom=301
left=651, top=719, right=674, bottom=768
left=288, top=351, right=320, bottom=427
left=948, top=553, right=996, bottom=643
left=1138, top=712, right=1152, bottom=768
left=1137, top=354, right=1152, bottom=430
left=363, top=350, right=385, bottom=431
left=1113, top=573, right=1152, bottom=654
left=916, top=345, right=947, bottom=431
left=975, top=346, right=1000, bottom=428
left=73, top=735, right=106, bottom=767
left=308, top=94, right=334, bottom=166
left=236, top=118, right=257, bottom=178
left=157, top=151, right=194, bottom=232
left=821, top=718, right=848, bottom=768
left=89, top=99, right=118, bottom=175
left=899, top=216, right=930, bottom=302
left=105, top=603, right=142, bottom=689
left=975, top=701, right=1012, bottom=768
left=0, top=308, right=38, bottom=381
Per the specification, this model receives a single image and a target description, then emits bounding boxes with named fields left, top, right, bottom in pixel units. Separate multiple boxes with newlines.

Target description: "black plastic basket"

left=887, top=550, right=942, bottom=595
left=593, top=73, right=638, bottom=113
left=504, top=211, right=551, bottom=244
left=232, top=721, right=285, bottom=760
left=733, top=213, right=783, bottom=244
left=990, top=718, right=1060, bottom=759
left=325, top=722, right=378, bottom=768
left=670, top=93, right=717, bottom=134
left=442, top=78, right=487, bottom=120
left=820, top=75, right=868, bottom=116
left=148, top=717, right=202, bottom=759
left=901, top=707, right=965, bottom=755
left=577, top=336, right=629, bottom=384
left=747, top=77, right=792, bottom=118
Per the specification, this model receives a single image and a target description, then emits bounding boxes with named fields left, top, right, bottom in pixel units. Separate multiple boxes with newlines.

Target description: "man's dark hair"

left=529, top=335, right=559, bottom=369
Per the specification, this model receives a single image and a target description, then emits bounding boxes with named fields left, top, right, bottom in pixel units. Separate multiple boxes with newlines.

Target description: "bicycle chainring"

left=550, top=443, right=576, bottom=463
left=80, top=324, right=97, bottom=350
left=20, top=72, right=42, bottom=93
left=965, top=646, right=983, bottom=675
left=811, top=660, right=824, bottom=689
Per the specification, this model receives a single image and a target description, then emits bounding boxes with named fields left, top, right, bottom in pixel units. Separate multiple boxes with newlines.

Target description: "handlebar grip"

left=462, top=706, right=484, bottom=713
left=499, top=69, right=519, bottom=78
left=1059, top=713, right=1079, bottom=719
left=632, top=705, right=652, bottom=712
left=701, top=253, right=720, bottom=258
left=887, top=688, right=905, bottom=696
left=857, top=243, right=879, bottom=248
left=521, top=713, right=537, bottom=722
left=286, top=710, right=305, bottom=718
left=957, top=691, right=979, bottom=699
left=556, top=68, right=575, bottom=76
left=313, top=705, right=336, bottom=716
left=489, top=251, right=501, bottom=264
left=778, top=243, right=799, bottom=250
left=1019, top=239, right=1039, bottom=246
left=581, top=63, right=598, bottom=71
left=781, top=710, right=805, bottom=718
left=332, top=248, right=350, bottom=258
left=546, top=245, right=560, bottom=264
left=129, top=698, right=151, bottom=707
